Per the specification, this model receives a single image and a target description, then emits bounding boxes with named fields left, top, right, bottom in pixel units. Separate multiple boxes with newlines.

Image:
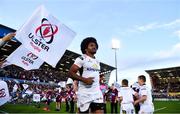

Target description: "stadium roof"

left=146, top=66, right=180, bottom=83
left=0, top=24, right=115, bottom=75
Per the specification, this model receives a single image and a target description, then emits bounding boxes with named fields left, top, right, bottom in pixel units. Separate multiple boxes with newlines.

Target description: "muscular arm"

left=0, top=33, right=16, bottom=47
left=119, top=96, right=123, bottom=102
left=2, top=33, right=16, bottom=41
left=134, top=95, right=147, bottom=105
left=68, top=64, right=94, bottom=85
left=73, top=80, right=78, bottom=92
left=68, top=64, right=85, bottom=82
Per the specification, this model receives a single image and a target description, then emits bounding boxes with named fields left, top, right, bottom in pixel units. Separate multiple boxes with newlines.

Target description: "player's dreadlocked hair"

left=80, top=37, right=98, bottom=54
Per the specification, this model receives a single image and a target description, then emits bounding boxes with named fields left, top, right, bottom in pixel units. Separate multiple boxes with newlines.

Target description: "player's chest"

left=83, top=59, right=100, bottom=71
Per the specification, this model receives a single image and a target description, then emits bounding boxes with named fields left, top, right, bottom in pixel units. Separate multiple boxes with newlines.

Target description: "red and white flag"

left=3, top=45, right=44, bottom=70
left=0, top=80, right=10, bottom=106
left=15, top=5, right=76, bottom=67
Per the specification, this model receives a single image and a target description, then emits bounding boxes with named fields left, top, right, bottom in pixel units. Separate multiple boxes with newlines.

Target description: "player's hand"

left=2, top=33, right=16, bottom=41
left=0, top=61, right=3, bottom=67
left=134, top=100, right=139, bottom=105
left=0, top=60, right=6, bottom=67
left=83, top=77, right=94, bottom=85
left=73, top=95, right=77, bottom=101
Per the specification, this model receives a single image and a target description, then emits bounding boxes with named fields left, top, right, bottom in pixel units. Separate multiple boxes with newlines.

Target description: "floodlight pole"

left=111, top=39, right=119, bottom=82
left=114, top=49, right=118, bottom=82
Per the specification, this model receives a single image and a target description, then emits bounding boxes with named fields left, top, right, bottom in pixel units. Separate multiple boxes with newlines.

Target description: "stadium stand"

left=146, top=66, right=180, bottom=99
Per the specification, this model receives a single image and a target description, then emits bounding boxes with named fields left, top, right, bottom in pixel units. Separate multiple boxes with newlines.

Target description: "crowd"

left=0, top=65, right=67, bottom=83
left=152, top=82, right=180, bottom=99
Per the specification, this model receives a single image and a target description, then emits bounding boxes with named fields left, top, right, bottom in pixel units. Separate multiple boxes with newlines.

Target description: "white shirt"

left=74, top=54, right=101, bottom=93
left=131, top=82, right=140, bottom=92
left=139, top=84, right=153, bottom=106
left=118, top=87, right=135, bottom=104
left=0, top=39, right=5, bottom=47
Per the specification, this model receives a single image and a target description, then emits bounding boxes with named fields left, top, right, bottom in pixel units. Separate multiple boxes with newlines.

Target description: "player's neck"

left=140, top=83, right=145, bottom=86
left=122, top=85, right=128, bottom=87
left=85, top=52, right=95, bottom=59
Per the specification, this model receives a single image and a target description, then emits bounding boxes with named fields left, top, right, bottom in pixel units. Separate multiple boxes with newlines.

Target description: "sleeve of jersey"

left=74, top=57, right=83, bottom=68
left=118, top=91, right=122, bottom=97
left=141, top=87, right=148, bottom=96
left=131, top=89, right=136, bottom=95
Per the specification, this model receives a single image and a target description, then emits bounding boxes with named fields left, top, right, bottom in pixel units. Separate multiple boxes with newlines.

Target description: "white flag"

left=33, top=94, right=41, bottom=102
left=22, top=84, right=29, bottom=90
left=15, top=5, right=76, bottom=67
left=58, top=81, right=66, bottom=88
left=13, top=84, right=18, bottom=93
left=66, top=78, right=73, bottom=85
left=114, top=82, right=121, bottom=91
left=0, top=80, right=10, bottom=106
left=4, top=45, right=44, bottom=70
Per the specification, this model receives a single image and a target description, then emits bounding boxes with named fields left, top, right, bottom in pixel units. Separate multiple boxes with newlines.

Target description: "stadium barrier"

left=0, top=76, right=59, bottom=86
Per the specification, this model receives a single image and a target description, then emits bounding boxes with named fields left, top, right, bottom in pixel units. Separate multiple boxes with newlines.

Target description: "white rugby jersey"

left=139, top=84, right=153, bottom=106
left=118, top=87, right=135, bottom=104
left=74, top=54, right=101, bottom=93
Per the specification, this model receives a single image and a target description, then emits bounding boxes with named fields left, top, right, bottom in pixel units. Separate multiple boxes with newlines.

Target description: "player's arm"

left=0, top=33, right=16, bottom=47
left=134, top=88, right=147, bottom=105
left=68, top=57, right=94, bottom=85
left=68, top=64, right=94, bottom=85
left=0, top=33, right=16, bottom=66
left=73, top=80, right=78, bottom=92
left=132, top=88, right=139, bottom=98
left=0, top=61, right=4, bottom=67
left=134, top=95, right=147, bottom=104
left=2, top=33, right=16, bottom=41
left=115, top=96, right=118, bottom=103
left=119, top=96, right=123, bottom=102
left=118, top=91, right=123, bottom=102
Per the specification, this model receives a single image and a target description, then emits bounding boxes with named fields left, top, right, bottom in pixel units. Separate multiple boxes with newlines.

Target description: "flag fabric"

left=4, top=45, right=44, bottom=70
left=15, top=5, right=76, bottom=67
left=114, top=82, right=121, bottom=91
left=22, top=84, right=29, bottom=90
left=66, top=78, right=73, bottom=85
left=33, top=94, right=41, bottom=102
left=0, top=80, right=10, bottom=106
left=12, top=84, right=18, bottom=93
left=58, top=81, right=66, bottom=88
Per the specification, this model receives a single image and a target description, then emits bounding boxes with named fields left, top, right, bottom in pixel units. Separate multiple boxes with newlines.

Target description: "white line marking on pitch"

left=155, top=107, right=167, bottom=112
left=0, top=110, right=8, bottom=114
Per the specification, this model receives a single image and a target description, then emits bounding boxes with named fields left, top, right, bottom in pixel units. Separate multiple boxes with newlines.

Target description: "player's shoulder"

left=77, top=54, right=88, bottom=60
left=126, top=87, right=134, bottom=92
left=140, top=84, right=147, bottom=90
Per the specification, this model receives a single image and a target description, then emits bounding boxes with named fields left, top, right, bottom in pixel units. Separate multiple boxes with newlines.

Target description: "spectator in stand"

left=55, top=88, right=62, bottom=111
left=73, top=80, right=79, bottom=113
left=65, top=84, right=75, bottom=113
left=110, top=83, right=118, bottom=114
left=99, top=74, right=108, bottom=113
left=68, top=85, right=76, bottom=113
left=43, top=88, right=53, bottom=111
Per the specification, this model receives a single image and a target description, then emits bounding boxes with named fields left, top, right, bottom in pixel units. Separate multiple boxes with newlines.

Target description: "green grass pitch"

left=0, top=101, right=179, bottom=113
